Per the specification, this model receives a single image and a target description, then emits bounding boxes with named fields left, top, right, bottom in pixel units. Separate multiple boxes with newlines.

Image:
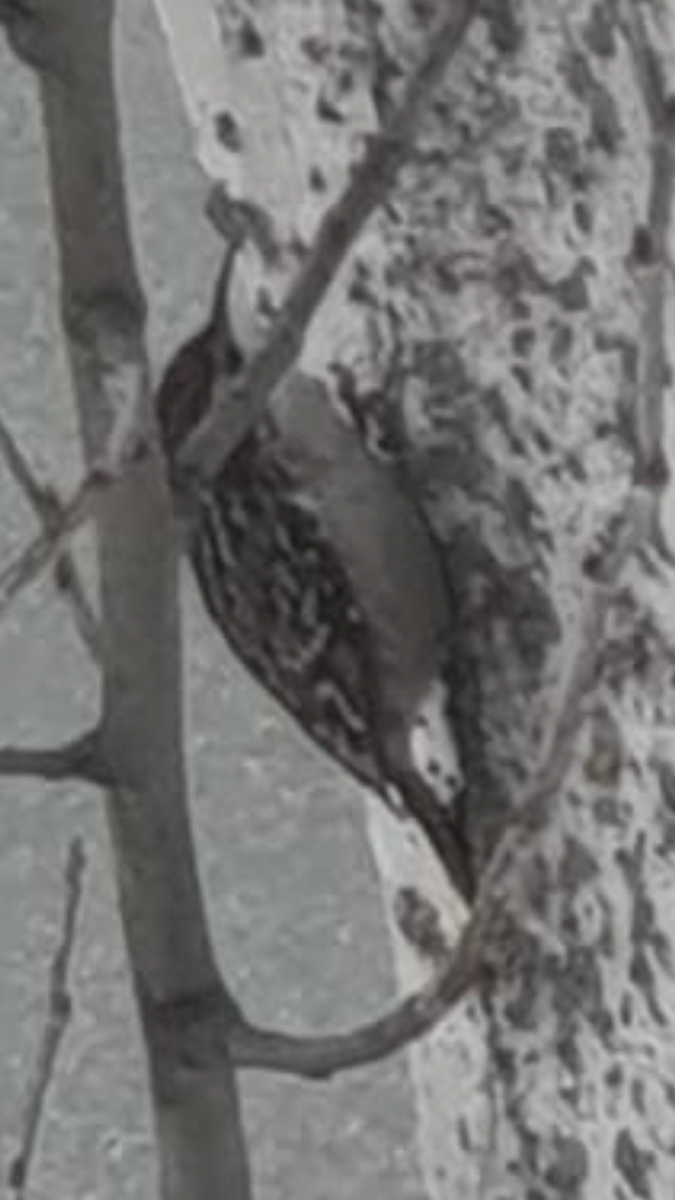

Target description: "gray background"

left=0, top=3, right=422, bottom=1197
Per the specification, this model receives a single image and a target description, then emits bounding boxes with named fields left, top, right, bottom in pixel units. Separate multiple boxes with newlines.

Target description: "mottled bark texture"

left=154, top=0, right=675, bottom=1196
left=2, top=3, right=251, bottom=1199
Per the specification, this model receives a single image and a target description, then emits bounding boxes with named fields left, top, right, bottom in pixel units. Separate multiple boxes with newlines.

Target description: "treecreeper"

left=156, top=251, right=475, bottom=902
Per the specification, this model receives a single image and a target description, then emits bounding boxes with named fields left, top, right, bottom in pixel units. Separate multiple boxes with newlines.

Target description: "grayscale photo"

left=1, top=2, right=674, bottom=1198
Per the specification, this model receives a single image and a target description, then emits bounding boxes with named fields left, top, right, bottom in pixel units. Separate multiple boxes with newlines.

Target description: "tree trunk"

left=152, top=1, right=675, bottom=1196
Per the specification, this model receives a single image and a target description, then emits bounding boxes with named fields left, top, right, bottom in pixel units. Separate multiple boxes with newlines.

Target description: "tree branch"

left=0, top=460, right=109, bottom=622
left=178, top=0, right=481, bottom=489
left=0, top=410, right=101, bottom=658
left=230, top=927, right=480, bottom=1079
left=0, top=727, right=108, bottom=786
left=0, top=395, right=148, bottom=627
left=8, top=837, right=86, bottom=1200
left=619, top=1, right=675, bottom=497
left=477, top=490, right=649, bottom=924
left=4, top=2, right=253, bottom=1197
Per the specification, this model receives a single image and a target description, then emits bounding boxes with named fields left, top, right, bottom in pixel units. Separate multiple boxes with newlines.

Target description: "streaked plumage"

left=156, top=266, right=474, bottom=901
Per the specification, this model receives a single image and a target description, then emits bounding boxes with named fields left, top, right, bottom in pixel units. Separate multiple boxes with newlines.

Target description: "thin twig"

left=511, top=6, right=675, bottom=848
left=0, top=468, right=104, bottom=621
left=179, top=0, right=481, bottom=486
left=8, top=837, right=87, bottom=1200
left=0, top=411, right=101, bottom=658
left=618, top=0, right=675, bottom=490
left=0, top=727, right=109, bottom=786
left=231, top=909, right=482, bottom=1079
left=0, top=411, right=55, bottom=513
left=200, top=485, right=637, bottom=1086
left=529, top=502, right=643, bottom=806
left=481, top=492, right=648, bottom=901
left=0, top=393, right=148, bottom=625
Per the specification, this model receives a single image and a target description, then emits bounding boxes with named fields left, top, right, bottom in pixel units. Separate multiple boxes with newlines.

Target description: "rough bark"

left=154, top=1, right=675, bottom=1197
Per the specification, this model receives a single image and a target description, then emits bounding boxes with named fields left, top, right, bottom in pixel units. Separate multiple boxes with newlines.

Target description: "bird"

left=155, top=252, right=474, bottom=903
